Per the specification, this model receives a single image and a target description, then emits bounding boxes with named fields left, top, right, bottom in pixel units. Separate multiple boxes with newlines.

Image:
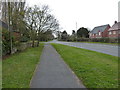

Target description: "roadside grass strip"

left=78, top=42, right=118, bottom=46
left=51, top=43, right=118, bottom=88
left=2, top=43, right=44, bottom=88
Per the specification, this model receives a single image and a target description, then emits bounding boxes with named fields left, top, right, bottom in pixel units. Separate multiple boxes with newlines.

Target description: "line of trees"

left=59, top=27, right=89, bottom=41
left=1, top=1, right=59, bottom=55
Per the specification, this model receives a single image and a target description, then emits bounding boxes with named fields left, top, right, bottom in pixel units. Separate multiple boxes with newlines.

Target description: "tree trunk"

left=36, top=36, right=39, bottom=47
left=37, top=32, right=41, bottom=47
left=32, top=40, right=35, bottom=47
left=37, top=40, right=39, bottom=47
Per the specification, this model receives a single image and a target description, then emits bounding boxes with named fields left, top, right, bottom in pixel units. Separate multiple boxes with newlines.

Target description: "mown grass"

left=2, top=43, right=44, bottom=88
left=0, top=61, right=2, bottom=89
left=51, top=43, right=118, bottom=88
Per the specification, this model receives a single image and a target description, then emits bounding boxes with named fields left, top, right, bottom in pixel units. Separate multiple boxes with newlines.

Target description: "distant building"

left=1, top=20, right=20, bottom=40
left=108, top=21, right=120, bottom=38
left=89, top=24, right=110, bottom=38
left=0, top=20, right=8, bottom=29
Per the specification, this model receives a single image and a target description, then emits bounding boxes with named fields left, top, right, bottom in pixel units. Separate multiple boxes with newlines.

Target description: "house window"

left=113, top=31, right=116, bottom=34
left=99, top=32, right=101, bottom=35
left=109, top=31, right=112, bottom=35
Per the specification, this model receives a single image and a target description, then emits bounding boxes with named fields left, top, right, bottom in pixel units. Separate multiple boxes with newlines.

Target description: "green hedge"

left=2, top=28, right=20, bottom=56
left=2, top=28, right=11, bottom=55
left=20, top=36, right=29, bottom=42
left=65, top=37, right=119, bottom=43
left=89, top=38, right=118, bottom=43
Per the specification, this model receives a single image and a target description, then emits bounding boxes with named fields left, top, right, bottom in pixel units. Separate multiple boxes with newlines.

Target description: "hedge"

left=65, top=37, right=119, bottom=43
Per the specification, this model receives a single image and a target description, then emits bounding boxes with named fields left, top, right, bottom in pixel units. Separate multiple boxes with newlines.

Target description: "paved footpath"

left=30, top=44, right=86, bottom=88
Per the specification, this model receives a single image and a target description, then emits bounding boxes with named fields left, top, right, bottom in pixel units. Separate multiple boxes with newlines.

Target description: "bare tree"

left=35, top=5, right=59, bottom=46
left=25, top=7, right=37, bottom=47
left=25, top=5, right=59, bottom=46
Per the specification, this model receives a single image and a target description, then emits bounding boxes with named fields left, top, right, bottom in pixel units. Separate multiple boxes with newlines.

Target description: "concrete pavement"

left=30, top=44, right=86, bottom=88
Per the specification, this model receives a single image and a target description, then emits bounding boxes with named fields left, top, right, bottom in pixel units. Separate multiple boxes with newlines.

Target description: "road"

left=48, top=40, right=119, bottom=57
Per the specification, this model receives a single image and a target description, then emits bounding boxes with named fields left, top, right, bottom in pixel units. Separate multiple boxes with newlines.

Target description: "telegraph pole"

left=76, top=22, right=77, bottom=31
left=75, top=22, right=78, bottom=40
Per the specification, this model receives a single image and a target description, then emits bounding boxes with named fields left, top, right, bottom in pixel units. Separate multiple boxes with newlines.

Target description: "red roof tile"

left=108, top=22, right=120, bottom=31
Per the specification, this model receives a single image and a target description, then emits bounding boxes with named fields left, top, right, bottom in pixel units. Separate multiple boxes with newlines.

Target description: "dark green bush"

left=76, top=38, right=89, bottom=42
left=2, top=28, right=11, bottom=55
left=90, top=38, right=110, bottom=43
left=62, top=36, right=118, bottom=43
left=109, top=38, right=118, bottom=43
left=20, top=36, right=29, bottom=42
left=2, top=28, right=18, bottom=56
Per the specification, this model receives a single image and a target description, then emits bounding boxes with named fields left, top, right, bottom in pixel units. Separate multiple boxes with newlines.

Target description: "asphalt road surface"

left=30, top=44, right=86, bottom=88
left=48, top=40, right=119, bottom=57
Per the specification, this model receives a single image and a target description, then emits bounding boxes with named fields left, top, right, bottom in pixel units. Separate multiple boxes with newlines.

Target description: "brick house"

left=89, top=24, right=110, bottom=38
left=108, top=21, right=120, bottom=38
left=0, top=20, right=8, bottom=29
left=1, top=20, right=20, bottom=40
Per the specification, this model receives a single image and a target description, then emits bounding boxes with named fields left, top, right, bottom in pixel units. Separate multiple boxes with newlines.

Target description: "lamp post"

left=76, top=22, right=78, bottom=39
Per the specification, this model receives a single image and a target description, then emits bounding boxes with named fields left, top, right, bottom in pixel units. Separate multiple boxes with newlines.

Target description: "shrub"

left=20, top=36, right=29, bottom=42
left=109, top=38, right=118, bottom=43
left=93, top=38, right=110, bottom=43
left=66, top=37, right=118, bottom=43
left=2, top=28, right=19, bottom=56
left=76, top=38, right=89, bottom=42
left=89, top=38, right=118, bottom=43
left=2, top=28, right=11, bottom=55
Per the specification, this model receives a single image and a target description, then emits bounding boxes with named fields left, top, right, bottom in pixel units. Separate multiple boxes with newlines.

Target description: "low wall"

left=11, top=42, right=38, bottom=54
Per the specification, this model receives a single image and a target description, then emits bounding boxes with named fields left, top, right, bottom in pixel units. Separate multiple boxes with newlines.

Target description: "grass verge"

left=78, top=41, right=118, bottom=46
left=2, top=43, right=44, bottom=88
left=51, top=43, right=118, bottom=88
left=0, top=61, right=2, bottom=89
left=58, top=40, right=118, bottom=45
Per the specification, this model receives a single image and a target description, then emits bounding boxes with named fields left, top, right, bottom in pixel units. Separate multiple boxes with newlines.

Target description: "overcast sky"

left=26, top=0, right=119, bottom=34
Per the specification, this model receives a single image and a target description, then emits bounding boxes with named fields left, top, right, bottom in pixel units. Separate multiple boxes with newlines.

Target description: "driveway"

left=48, top=40, right=119, bottom=57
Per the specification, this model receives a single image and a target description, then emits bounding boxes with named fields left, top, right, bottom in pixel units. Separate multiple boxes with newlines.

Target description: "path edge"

left=29, top=45, right=45, bottom=88
left=51, top=44, right=86, bottom=88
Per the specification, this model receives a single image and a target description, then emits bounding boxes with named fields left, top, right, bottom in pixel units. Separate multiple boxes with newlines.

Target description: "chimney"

left=114, top=21, right=117, bottom=24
